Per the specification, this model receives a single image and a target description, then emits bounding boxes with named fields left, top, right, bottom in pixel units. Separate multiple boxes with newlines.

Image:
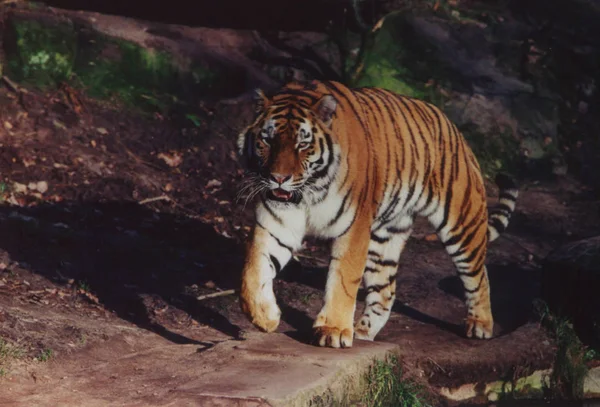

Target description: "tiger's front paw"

left=312, top=326, right=354, bottom=348
left=240, top=293, right=281, bottom=333
left=465, top=315, right=493, bottom=339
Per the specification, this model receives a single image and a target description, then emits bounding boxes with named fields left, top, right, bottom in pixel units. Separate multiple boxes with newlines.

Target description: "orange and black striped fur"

left=237, top=80, right=518, bottom=348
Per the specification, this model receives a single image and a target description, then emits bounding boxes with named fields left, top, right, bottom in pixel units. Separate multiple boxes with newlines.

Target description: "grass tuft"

left=362, top=354, right=432, bottom=407
left=0, top=338, right=24, bottom=376
left=535, top=300, right=591, bottom=399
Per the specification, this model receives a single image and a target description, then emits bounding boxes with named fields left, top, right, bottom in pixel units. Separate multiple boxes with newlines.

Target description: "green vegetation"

left=6, top=18, right=76, bottom=88
left=4, top=13, right=229, bottom=118
left=348, top=9, right=461, bottom=111
left=361, top=354, right=432, bottom=407
left=77, top=280, right=91, bottom=292
left=535, top=300, right=594, bottom=399
left=0, top=338, right=24, bottom=376
left=36, top=348, right=53, bottom=362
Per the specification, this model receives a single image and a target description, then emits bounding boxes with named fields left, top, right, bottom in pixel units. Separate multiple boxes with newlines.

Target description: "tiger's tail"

left=487, top=173, right=519, bottom=243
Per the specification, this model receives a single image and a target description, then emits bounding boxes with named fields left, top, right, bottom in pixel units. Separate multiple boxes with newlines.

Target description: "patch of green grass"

left=0, top=338, right=24, bottom=361
left=77, top=280, right=90, bottom=292
left=349, top=11, right=458, bottom=108
left=185, top=113, right=202, bottom=127
left=6, top=18, right=76, bottom=88
left=5, top=13, right=229, bottom=118
left=535, top=300, right=590, bottom=399
left=361, top=354, right=432, bottom=407
left=0, top=338, right=24, bottom=375
left=36, top=348, right=53, bottom=362
left=584, top=348, right=599, bottom=362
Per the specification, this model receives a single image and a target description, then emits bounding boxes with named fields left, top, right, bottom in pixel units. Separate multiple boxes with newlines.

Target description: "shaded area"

left=38, top=0, right=380, bottom=32
left=0, top=202, right=244, bottom=343
left=438, top=264, right=541, bottom=337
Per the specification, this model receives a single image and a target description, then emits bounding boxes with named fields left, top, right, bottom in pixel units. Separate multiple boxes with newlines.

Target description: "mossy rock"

left=4, top=15, right=76, bottom=88
left=542, top=236, right=600, bottom=349
left=3, top=10, right=239, bottom=115
left=350, top=11, right=455, bottom=102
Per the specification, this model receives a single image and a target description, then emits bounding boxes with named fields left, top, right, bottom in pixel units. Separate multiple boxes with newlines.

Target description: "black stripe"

left=370, top=232, right=390, bottom=244
left=368, top=250, right=382, bottom=258
left=367, top=301, right=391, bottom=312
left=457, top=265, right=482, bottom=278
left=464, top=272, right=485, bottom=294
left=499, top=192, right=517, bottom=202
left=260, top=195, right=284, bottom=224
left=364, top=266, right=379, bottom=273
left=369, top=258, right=398, bottom=268
left=327, top=188, right=352, bottom=227
left=334, top=209, right=359, bottom=238
left=489, top=217, right=506, bottom=234
left=493, top=203, right=513, bottom=215
left=256, top=221, right=294, bottom=253
left=367, top=282, right=392, bottom=293
left=269, top=255, right=281, bottom=274
left=387, top=225, right=411, bottom=234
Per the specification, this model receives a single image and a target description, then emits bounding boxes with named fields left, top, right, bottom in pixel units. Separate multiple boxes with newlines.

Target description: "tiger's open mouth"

left=267, top=188, right=301, bottom=204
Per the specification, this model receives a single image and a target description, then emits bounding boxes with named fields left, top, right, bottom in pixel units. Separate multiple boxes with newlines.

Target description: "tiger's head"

left=237, top=89, right=338, bottom=204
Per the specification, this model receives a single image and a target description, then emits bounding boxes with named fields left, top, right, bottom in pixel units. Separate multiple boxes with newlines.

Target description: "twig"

left=427, top=357, right=446, bottom=373
left=196, top=289, right=236, bottom=301
left=138, top=195, right=171, bottom=205
left=2, top=75, right=24, bottom=94
left=498, top=234, right=544, bottom=263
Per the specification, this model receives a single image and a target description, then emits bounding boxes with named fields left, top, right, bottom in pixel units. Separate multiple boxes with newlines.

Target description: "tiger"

left=237, top=80, right=518, bottom=348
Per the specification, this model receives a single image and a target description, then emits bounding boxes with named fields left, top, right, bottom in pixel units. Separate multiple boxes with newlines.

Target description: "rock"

left=542, top=236, right=600, bottom=347
left=352, top=10, right=561, bottom=174
left=584, top=366, right=600, bottom=398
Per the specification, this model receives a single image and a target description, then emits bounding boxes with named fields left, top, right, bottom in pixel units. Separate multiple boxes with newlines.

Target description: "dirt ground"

left=0, top=83, right=599, bottom=405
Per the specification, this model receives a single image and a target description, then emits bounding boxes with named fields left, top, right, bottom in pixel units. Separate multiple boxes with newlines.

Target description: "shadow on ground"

left=0, top=202, right=246, bottom=344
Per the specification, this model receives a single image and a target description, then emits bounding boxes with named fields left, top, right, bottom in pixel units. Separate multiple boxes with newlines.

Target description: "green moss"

left=350, top=11, right=455, bottom=106
left=4, top=14, right=233, bottom=117
left=6, top=18, right=76, bottom=88
left=72, top=36, right=184, bottom=113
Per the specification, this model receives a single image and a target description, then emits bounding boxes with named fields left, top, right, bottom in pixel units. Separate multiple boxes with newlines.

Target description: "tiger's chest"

left=304, top=187, right=355, bottom=239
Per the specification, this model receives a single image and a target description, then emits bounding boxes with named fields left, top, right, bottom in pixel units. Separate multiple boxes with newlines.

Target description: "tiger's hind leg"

left=430, top=205, right=493, bottom=339
left=354, top=216, right=413, bottom=341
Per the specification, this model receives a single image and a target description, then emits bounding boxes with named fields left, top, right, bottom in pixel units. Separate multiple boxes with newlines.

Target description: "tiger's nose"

left=270, top=173, right=292, bottom=184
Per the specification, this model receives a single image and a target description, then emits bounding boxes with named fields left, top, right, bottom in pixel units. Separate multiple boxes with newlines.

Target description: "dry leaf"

left=13, top=182, right=27, bottom=193
left=157, top=152, right=183, bottom=167
left=36, top=181, right=48, bottom=194
left=96, top=127, right=108, bottom=135
left=205, top=179, right=222, bottom=189
left=4, top=121, right=13, bottom=130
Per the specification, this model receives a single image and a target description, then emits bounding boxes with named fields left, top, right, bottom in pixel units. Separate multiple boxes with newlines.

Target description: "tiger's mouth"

left=267, top=188, right=302, bottom=204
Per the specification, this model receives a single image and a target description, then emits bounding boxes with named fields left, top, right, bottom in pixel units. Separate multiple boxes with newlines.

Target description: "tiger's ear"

left=313, top=94, right=337, bottom=127
left=253, top=89, right=270, bottom=113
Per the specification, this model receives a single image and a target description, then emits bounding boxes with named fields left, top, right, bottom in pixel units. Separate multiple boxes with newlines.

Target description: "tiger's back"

left=238, top=80, right=518, bottom=347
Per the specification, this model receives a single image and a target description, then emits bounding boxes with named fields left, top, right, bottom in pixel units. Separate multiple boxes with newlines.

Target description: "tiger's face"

left=238, top=90, right=337, bottom=204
